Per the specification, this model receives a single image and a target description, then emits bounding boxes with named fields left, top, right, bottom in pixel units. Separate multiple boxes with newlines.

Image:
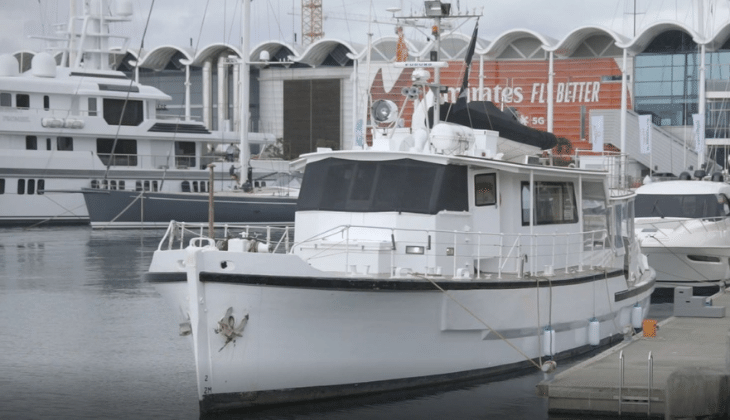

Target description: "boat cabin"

left=292, top=149, right=634, bottom=280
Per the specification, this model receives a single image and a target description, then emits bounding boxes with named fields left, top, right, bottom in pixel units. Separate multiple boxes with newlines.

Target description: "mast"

left=239, top=0, right=252, bottom=190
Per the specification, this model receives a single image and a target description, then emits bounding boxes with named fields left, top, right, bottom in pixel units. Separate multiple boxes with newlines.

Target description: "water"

left=0, top=227, right=671, bottom=420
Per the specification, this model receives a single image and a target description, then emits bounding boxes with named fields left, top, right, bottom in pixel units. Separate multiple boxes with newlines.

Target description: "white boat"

left=0, top=0, right=293, bottom=227
left=145, top=3, right=655, bottom=413
left=635, top=174, right=730, bottom=295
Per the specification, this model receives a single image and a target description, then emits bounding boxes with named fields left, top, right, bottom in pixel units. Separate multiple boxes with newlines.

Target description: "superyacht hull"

left=82, top=188, right=297, bottom=228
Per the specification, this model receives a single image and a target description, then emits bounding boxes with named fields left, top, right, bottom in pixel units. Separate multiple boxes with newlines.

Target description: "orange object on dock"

left=643, top=319, right=657, bottom=337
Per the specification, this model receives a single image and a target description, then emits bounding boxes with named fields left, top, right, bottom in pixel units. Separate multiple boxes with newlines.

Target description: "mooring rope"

left=414, top=273, right=543, bottom=370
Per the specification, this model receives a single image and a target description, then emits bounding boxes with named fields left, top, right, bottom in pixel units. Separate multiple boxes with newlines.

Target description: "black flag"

left=457, top=20, right=479, bottom=106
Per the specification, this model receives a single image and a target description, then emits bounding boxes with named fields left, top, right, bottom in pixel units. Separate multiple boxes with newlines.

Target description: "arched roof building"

left=10, top=16, right=730, bottom=178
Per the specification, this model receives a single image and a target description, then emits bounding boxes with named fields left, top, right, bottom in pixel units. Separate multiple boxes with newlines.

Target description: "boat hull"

left=148, top=246, right=655, bottom=413
left=637, top=219, right=730, bottom=294
left=82, top=188, right=297, bottom=228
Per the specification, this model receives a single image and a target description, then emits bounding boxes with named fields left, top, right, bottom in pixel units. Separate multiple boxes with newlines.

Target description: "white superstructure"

left=0, top=0, right=284, bottom=226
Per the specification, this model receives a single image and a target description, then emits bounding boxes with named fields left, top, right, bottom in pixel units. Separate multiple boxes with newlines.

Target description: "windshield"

left=635, top=194, right=727, bottom=219
left=297, top=158, right=468, bottom=214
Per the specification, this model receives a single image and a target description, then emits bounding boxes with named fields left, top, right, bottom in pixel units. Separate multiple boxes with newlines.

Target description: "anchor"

left=214, top=307, right=249, bottom=351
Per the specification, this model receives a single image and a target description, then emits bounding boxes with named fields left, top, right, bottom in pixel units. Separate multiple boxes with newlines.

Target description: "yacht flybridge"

left=0, top=0, right=291, bottom=226
left=145, top=1, right=655, bottom=413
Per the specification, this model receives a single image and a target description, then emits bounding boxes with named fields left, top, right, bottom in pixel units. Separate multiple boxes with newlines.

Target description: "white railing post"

left=346, top=225, right=350, bottom=274
left=453, top=231, right=458, bottom=277
left=565, top=233, right=570, bottom=274
left=477, top=233, right=481, bottom=278
left=498, top=234, right=504, bottom=279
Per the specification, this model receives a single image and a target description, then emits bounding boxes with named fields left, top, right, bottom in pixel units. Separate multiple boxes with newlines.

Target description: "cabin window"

left=16, top=94, right=29, bottom=109
left=118, top=180, right=125, bottom=190
left=143, top=181, right=150, bottom=191
left=57, top=137, right=73, bottom=151
left=27, top=179, right=35, bottom=194
left=175, top=141, right=196, bottom=168
left=582, top=181, right=609, bottom=247
left=152, top=181, right=158, bottom=192
left=521, top=181, right=578, bottom=226
left=612, top=201, right=635, bottom=250
left=181, top=181, right=190, bottom=192
left=475, top=173, right=497, bottom=206
left=103, top=98, right=143, bottom=126
left=46, top=138, right=52, bottom=150
left=635, top=193, right=729, bottom=219
left=192, top=181, right=199, bottom=192
left=298, top=158, right=468, bottom=214
left=200, top=181, right=206, bottom=193
left=0, top=179, right=4, bottom=194
left=96, top=138, right=138, bottom=166
left=88, top=98, right=97, bottom=116
left=26, top=136, right=37, bottom=150
left=136, top=181, right=142, bottom=191
left=102, top=179, right=108, bottom=189
left=91, top=179, right=99, bottom=189
left=110, top=180, right=117, bottom=190
left=43, top=95, right=49, bottom=110
left=17, top=179, right=25, bottom=195
left=0, top=93, right=10, bottom=107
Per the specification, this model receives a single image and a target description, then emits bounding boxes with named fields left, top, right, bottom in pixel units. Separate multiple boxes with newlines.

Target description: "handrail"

left=156, top=220, right=613, bottom=278
left=618, top=350, right=654, bottom=417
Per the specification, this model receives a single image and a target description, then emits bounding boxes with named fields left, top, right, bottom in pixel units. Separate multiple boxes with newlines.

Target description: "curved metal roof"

left=138, top=45, right=194, bottom=70
left=14, top=15, right=730, bottom=71
left=481, top=29, right=556, bottom=59
left=548, top=26, right=628, bottom=57
left=250, top=40, right=301, bottom=64
left=706, top=21, right=730, bottom=51
left=620, top=20, right=702, bottom=54
left=292, top=38, right=358, bottom=67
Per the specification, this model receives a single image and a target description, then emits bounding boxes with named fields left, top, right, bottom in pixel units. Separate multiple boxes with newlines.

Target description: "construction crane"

left=302, top=0, right=324, bottom=45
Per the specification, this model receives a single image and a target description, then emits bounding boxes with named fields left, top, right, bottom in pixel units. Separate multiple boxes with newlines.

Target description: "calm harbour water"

left=0, top=226, right=671, bottom=420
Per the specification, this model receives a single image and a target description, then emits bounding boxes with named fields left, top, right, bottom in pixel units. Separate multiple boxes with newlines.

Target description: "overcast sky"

left=1, top=0, right=727, bottom=54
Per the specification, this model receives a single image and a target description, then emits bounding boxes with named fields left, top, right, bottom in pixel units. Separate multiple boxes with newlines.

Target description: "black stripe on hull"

left=197, top=270, right=626, bottom=291
left=614, top=278, right=656, bottom=302
left=199, top=333, right=625, bottom=414
left=145, top=270, right=654, bottom=303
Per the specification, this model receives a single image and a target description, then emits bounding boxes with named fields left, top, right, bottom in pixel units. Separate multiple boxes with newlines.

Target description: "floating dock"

left=537, top=288, right=729, bottom=418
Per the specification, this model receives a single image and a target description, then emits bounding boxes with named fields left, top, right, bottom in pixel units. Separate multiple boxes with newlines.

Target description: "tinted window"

left=16, top=94, right=29, bottom=108
left=26, top=136, right=37, bottom=150
left=17, top=179, right=25, bottom=195
left=96, top=138, right=138, bottom=166
left=43, top=95, right=49, bottom=110
left=0, top=179, right=4, bottom=194
left=635, top=193, right=725, bottom=218
left=57, top=137, right=73, bottom=151
left=27, top=179, right=35, bottom=194
left=175, top=141, right=196, bottom=168
left=37, top=179, right=44, bottom=195
left=298, top=158, right=468, bottom=214
left=103, top=98, right=144, bottom=126
left=0, top=93, right=10, bottom=107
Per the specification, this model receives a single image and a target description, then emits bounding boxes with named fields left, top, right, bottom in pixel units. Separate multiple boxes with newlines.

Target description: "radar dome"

left=31, top=52, right=57, bottom=78
left=0, top=54, right=19, bottom=77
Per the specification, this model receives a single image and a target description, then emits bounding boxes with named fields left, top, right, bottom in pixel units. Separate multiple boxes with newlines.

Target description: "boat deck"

left=537, top=290, right=730, bottom=418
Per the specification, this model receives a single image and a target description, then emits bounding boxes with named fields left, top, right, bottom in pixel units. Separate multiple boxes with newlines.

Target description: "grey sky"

left=1, top=0, right=726, bottom=54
